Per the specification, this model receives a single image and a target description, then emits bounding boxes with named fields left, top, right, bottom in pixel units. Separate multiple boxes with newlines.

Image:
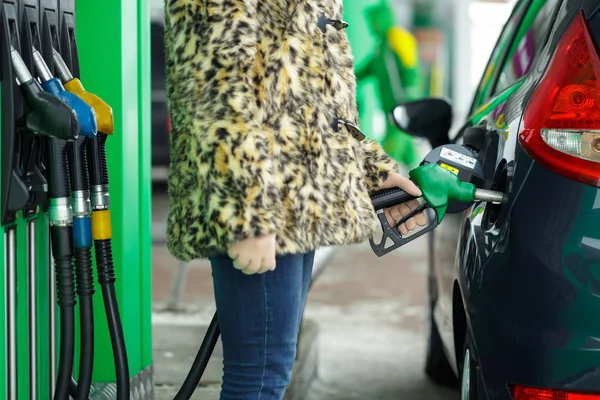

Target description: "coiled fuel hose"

left=32, top=47, right=98, bottom=400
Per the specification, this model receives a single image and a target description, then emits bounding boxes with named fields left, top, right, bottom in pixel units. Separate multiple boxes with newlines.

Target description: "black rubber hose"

left=70, top=378, right=78, bottom=397
left=86, top=136, right=102, bottom=187
left=74, top=247, right=95, bottom=400
left=47, top=138, right=71, bottom=198
left=95, top=239, right=130, bottom=400
left=68, top=138, right=87, bottom=191
left=97, top=134, right=109, bottom=185
left=174, top=312, right=220, bottom=400
left=52, top=225, right=76, bottom=400
left=78, top=137, right=90, bottom=191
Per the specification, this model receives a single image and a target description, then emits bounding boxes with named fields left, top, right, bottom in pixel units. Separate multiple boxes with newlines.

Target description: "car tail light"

left=519, top=12, right=600, bottom=186
left=511, top=384, right=600, bottom=399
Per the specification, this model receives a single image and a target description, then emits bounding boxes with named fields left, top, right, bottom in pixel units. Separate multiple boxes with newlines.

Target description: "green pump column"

left=76, top=0, right=153, bottom=395
left=343, top=0, right=385, bottom=142
left=346, top=1, right=426, bottom=168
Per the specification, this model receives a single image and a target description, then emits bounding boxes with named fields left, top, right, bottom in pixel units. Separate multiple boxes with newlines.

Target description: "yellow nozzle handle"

left=64, top=78, right=115, bottom=135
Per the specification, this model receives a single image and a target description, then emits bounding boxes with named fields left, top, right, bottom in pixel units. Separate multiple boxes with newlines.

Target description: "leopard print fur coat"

left=164, top=0, right=399, bottom=260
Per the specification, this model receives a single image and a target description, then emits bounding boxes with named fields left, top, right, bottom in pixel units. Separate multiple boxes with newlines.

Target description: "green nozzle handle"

left=410, top=164, right=476, bottom=223
left=21, top=80, right=79, bottom=141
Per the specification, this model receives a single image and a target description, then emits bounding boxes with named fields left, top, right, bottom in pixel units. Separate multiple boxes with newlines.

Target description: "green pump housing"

left=410, top=164, right=476, bottom=223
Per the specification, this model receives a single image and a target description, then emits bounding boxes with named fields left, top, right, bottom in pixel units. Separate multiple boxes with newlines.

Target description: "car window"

left=469, top=0, right=530, bottom=114
left=493, top=0, right=561, bottom=95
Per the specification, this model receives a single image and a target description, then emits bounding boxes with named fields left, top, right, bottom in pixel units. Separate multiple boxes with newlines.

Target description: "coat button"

left=332, top=113, right=365, bottom=141
left=317, top=13, right=349, bottom=33
left=328, top=19, right=349, bottom=30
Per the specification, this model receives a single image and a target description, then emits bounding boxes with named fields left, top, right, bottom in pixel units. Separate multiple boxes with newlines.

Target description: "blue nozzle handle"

left=41, top=78, right=98, bottom=138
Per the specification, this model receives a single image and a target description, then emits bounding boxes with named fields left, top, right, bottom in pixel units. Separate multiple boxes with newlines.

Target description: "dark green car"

left=397, top=0, right=600, bottom=399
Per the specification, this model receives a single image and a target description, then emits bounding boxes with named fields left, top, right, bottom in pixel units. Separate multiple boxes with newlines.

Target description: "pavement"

left=151, top=185, right=457, bottom=399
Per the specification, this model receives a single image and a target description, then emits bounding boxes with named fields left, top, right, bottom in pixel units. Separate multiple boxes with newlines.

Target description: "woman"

left=164, top=0, right=426, bottom=399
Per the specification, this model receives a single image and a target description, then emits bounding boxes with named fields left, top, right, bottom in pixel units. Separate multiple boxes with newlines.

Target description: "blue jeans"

left=210, top=252, right=315, bottom=400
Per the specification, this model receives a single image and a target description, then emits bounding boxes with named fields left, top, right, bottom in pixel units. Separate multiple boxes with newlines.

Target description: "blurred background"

left=149, top=0, right=519, bottom=398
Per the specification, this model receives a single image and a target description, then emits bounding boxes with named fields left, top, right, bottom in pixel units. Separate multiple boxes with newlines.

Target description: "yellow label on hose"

left=440, top=163, right=459, bottom=175
left=91, top=210, right=113, bottom=240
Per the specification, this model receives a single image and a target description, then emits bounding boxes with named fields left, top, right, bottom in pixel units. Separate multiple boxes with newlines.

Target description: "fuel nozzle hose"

left=49, top=47, right=101, bottom=400
left=30, top=45, right=99, bottom=400
left=54, top=45, right=127, bottom=397
left=56, top=47, right=127, bottom=396
left=87, top=131, right=129, bottom=398
left=47, top=137, right=76, bottom=400
left=174, top=313, right=220, bottom=400
left=69, top=118, right=96, bottom=400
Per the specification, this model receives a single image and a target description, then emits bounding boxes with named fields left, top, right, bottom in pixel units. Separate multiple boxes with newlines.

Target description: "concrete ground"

left=151, top=185, right=457, bottom=399
left=304, top=241, right=457, bottom=400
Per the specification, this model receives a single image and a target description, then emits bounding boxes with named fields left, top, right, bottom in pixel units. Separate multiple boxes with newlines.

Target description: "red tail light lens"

left=511, top=384, right=600, bottom=399
left=519, top=12, right=600, bottom=186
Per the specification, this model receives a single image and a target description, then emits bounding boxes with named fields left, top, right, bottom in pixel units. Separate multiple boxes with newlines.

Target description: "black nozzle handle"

left=20, top=80, right=79, bottom=141
left=371, top=188, right=418, bottom=211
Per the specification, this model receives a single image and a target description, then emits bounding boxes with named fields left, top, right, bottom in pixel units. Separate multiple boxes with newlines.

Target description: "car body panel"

left=428, top=0, right=600, bottom=398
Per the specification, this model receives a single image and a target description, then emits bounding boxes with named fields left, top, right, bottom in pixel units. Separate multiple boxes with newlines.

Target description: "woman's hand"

left=227, top=234, right=277, bottom=275
left=381, top=172, right=427, bottom=235
left=380, top=171, right=422, bottom=195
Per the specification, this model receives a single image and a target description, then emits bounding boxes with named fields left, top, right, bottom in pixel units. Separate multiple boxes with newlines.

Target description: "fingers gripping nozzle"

left=369, top=187, right=439, bottom=257
left=11, top=45, right=78, bottom=141
left=31, top=47, right=98, bottom=139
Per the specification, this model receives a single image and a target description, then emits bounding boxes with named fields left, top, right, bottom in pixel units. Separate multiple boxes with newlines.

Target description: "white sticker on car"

left=440, top=148, right=476, bottom=170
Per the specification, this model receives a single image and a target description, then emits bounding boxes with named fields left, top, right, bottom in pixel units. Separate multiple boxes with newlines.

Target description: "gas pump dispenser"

left=0, top=0, right=150, bottom=398
left=1, top=1, right=80, bottom=398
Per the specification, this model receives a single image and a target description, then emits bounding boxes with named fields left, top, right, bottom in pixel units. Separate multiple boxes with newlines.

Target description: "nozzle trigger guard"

left=369, top=208, right=439, bottom=257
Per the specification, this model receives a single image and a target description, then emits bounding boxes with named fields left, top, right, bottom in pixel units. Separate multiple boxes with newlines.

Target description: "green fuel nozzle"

left=369, top=145, right=507, bottom=257
left=409, top=163, right=476, bottom=224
